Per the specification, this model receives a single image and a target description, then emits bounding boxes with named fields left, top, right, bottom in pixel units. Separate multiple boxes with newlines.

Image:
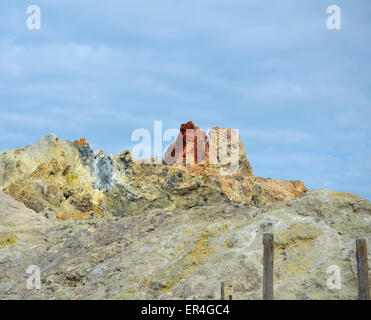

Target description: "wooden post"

left=263, top=233, right=274, bottom=300
left=229, top=295, right=232, bottom=300
left=356, top=239, right=369, bottom=300
left=221, top=282, right=225, bottom=300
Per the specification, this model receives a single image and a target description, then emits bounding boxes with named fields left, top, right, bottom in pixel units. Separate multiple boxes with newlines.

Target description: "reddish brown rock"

left=164, top=123, right=254, bottom=176
left=73, top=138, right=89, bottom=148
left=164, top=121, right=208, bottom=165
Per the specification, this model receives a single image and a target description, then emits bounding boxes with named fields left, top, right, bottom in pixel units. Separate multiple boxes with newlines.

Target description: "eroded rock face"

left=163, top=122, right=254, bottom=177
left=0, top=190, right=370, bottom=300
left=0, top=134, right=104, bottom=220
left=164, top=121, right=208, bottom=165
left=0, top=128, right=307, bottom=218
left=207, top=126, right=254, bottom=176
left=73, top=138, right=89, bottom=148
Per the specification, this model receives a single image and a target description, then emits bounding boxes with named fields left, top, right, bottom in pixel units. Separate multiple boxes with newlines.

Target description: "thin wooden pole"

left=221, top=282, right=225, bottom=300
left=263, top=233, right=274, bottom=300
left=356, top=239, right=369, bottom=300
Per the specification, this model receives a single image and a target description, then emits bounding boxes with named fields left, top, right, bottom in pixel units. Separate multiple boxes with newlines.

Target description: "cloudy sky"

left=0, top=0, right=370, bottom=199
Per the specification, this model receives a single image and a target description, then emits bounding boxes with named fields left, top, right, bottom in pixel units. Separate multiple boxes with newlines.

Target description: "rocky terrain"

left=0, top=123, right=307, bottom=219
left=1, top=189, right=370, bottom=300
left=0, top=122, right=370, bottom=300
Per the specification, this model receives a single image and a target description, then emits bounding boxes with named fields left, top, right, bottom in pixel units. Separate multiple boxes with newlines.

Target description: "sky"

left=0, top=0, right=370, bottom=199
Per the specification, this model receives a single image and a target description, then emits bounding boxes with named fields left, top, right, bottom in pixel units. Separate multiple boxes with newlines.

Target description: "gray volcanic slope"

left=1, top=189, right=370, bottom=300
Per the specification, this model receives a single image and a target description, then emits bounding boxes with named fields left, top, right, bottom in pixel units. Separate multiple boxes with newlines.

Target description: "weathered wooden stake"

left=356, top=239, right=369, bottom=300
left=221, top=282, right=225, bottom=300
left=263, top=233, right=274, bottom=300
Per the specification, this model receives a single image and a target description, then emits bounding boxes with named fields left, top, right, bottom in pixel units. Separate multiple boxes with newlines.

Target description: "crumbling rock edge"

left=0, top=125, right=307, bottom=219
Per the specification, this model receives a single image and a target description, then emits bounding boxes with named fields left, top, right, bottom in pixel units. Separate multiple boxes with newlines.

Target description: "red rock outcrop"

left=164, top=121, right=208, bottom=165
left=164, top=122, right=254, bottom=176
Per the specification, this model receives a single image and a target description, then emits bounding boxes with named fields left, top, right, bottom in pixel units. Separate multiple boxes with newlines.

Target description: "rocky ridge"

left=0, top=123, right=307, bottom=219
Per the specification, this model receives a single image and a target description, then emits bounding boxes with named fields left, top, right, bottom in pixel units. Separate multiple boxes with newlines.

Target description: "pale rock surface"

left=0, top=190, right=370, bottom=300
left=0, top=134, right=105, bottom=219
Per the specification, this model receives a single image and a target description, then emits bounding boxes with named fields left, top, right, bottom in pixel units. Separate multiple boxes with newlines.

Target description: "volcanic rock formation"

left=0, top=124, right=369, bottom=300
left=164, top=122, right=253, bottom=176
left=164, top=121, right=208, bottom=165
left=0, top=123, right=307, bottom=219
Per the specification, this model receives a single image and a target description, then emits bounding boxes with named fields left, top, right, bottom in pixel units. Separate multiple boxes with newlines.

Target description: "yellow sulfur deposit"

left=0, top=234, right=19, bottom=249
